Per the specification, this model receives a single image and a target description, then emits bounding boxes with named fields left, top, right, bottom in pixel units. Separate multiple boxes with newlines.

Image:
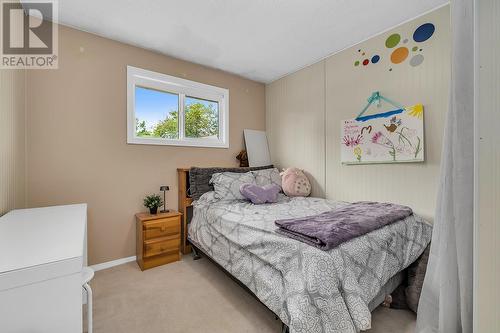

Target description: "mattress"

left=189, top=193, right=431, bottom=333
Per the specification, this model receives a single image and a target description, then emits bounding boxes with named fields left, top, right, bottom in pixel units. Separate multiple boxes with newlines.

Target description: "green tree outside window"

left=136, top=118, right=151, bottom=136
left=149, top=102, right=218, bottom=139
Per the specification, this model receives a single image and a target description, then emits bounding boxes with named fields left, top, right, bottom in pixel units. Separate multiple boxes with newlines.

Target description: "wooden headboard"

left=177, top=168, right=193, bottom=254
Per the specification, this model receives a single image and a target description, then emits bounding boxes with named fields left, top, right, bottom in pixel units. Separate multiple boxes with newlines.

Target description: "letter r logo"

left=2, top=1, right=53, bottom=54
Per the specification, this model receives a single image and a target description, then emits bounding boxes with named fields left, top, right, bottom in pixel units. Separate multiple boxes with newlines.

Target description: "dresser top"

left=136, top=210, right=181, bottom=222
left=0, top=204, right=87, bottom=275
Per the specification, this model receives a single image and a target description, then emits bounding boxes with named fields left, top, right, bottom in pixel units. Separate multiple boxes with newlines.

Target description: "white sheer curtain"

left=416, top=0, right=474, bottom=332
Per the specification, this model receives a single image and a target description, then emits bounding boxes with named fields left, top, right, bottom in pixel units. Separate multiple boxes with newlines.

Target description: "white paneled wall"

left=266, top=61, right=326, bottom=197
left=0, top=70, right=26, bottom=215
left=477, top=0, right=500, bottom=330
left=266, top=6, right=450, bottom=219
left=325, top=6, right=450, bottom=220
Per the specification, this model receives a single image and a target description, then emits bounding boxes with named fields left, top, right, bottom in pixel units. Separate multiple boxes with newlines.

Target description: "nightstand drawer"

left=144, top=236, right=179, bottom=258
left=144, top=218, right=180, bottom=240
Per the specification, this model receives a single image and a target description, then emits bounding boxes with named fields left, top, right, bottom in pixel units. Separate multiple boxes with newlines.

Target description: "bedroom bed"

left=180, top=167, right=432, bottom=333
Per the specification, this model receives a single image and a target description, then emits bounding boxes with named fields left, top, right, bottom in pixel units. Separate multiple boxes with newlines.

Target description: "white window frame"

left=127, top=66, right=229, bottom=148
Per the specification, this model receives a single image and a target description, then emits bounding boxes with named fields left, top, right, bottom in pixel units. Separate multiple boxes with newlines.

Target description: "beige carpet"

left=88, top=255, right=416, bottom=333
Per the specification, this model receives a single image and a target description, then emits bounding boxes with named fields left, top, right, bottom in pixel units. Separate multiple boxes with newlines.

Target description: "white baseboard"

left=90, top=255, right=136, bottom=272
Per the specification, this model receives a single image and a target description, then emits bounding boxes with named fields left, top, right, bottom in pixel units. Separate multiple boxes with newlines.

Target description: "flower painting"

left=341, top=104, right=424, bottom=164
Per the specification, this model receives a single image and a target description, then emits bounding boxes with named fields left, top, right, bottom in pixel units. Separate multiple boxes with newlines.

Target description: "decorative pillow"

left=210, top=172, right=256, bottom=200
left=281, top=167, right=311, bottom=197
left=189, top=165, right=273, bottom=200
left=240, top=184, right=281, bottom=204
left=252, top=168, right=282, bottom=190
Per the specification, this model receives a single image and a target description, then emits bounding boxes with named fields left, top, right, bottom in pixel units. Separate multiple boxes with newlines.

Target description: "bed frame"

left=177, top=168, right=193, bottom=254
left=177, top=167, right=409, bottom=332
left=177, top=168, right=290, bottom=333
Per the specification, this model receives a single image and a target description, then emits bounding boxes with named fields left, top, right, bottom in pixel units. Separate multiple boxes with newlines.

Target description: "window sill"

left=127, top=136, right=229, bottom=149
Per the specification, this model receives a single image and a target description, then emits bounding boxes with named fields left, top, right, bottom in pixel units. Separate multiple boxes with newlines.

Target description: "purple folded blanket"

left=275, top=201, right=413, bottom=250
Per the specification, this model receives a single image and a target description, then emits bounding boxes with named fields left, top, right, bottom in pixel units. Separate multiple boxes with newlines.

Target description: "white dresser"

left=0, top=204, right=87, bottom=333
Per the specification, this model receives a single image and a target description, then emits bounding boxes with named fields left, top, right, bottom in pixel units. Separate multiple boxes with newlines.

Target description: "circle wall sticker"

left=385, top=33, right=401, bottom=48
left=413, top=23, right=435, bottom=42
left=391, top=47, right=409, bottom=64
left=371, top=55, right=380, bottom=64
left=410, top=54, right=424, bottom=67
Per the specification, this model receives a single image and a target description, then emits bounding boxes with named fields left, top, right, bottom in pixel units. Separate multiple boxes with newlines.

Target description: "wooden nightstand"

left=136, top=211, right=182, bottom=271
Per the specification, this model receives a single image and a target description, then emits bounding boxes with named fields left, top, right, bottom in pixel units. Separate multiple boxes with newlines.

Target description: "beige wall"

left=0, top=70, right=26, bottom=215
left=476, top=0, right=500, bottom=330
left=26, top=25, right=266, bottom=265
left=267, top=6, right=450, bottom=219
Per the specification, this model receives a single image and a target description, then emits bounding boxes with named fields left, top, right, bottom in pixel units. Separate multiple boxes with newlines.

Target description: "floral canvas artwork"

left=341, top=104, right=424, bottom=164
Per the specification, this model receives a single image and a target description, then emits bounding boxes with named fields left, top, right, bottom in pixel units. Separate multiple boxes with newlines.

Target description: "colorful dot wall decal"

left=410, top=54, right=424, bottom=67
left=385, top=33, right=401, bottom=48
left=413, top=23, right=435, bottom=42
left=391, top=47, right=409, bottom=64
left=353, top=21, right=436, bottom=71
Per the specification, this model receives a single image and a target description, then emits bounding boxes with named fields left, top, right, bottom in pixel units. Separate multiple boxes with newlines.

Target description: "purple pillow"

left=240, top=183, right=281, bottom=204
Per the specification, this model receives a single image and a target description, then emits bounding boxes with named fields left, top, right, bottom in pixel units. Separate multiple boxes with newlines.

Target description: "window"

left=127, top=66, right=229, bottom=148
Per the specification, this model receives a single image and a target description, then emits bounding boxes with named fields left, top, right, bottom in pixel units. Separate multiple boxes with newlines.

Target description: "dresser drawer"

left=144, top=236, right=179, bottom=258
left=144, top=217, right=180, bottom=240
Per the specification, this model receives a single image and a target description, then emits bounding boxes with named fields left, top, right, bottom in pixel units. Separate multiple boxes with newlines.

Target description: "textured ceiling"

left=53, top=0, right=448, bottom=83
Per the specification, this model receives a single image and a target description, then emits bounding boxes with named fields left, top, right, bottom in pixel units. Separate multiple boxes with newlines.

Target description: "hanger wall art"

left=341, top=92, right=424, bottom=164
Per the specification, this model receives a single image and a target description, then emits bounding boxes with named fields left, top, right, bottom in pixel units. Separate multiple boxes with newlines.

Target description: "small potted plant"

left=143, top=194, right=163, bottom=215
